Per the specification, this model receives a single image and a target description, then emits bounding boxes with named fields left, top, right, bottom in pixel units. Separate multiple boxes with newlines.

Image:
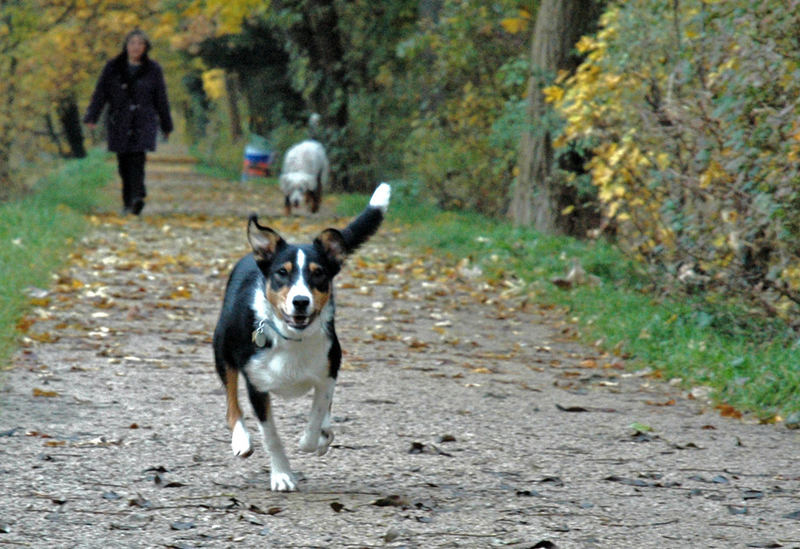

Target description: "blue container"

left=242, top=143, right=274, bottom=180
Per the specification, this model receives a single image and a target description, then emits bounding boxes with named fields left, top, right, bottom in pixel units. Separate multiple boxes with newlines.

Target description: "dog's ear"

left=248, top=214, right=284, bottom=264
left=314, top=228, right=347, bottom=272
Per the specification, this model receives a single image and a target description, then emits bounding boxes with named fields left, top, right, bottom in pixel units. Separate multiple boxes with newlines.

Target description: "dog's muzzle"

left=283, top=295, right=314, bottom=329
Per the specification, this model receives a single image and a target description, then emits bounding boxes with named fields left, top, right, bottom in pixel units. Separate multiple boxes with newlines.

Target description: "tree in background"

left=0, top=0, right=55, bottom=198
left=266, top=0, right=417, bottom=191
left=176, top=0, right=418, bottom=191
left=400, top=0, right=533, bottom=213
left=510, top=0, right=601, bottom=234
left=0, top=0, right=176, bottom=199
left=193, top=19, right=305, bottom=137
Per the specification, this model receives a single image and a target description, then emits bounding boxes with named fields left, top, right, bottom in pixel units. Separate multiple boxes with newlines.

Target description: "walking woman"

left=84, top=29, right=173, bottom=215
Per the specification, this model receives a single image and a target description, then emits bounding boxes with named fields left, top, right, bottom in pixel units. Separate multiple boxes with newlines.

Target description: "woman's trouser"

left=116, top=152, right=146, bottom=213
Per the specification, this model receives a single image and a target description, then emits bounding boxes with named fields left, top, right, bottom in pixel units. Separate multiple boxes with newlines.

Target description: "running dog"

left=279, top=139, right=329, bottom=215
left=213, top=183, right=390, bottom=491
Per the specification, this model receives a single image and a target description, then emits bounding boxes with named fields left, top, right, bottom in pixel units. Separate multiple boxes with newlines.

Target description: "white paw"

left=270, top=470, right=297, bottom=492
left=299, top=429, right=334, bottom=456
left=231, top=421, right=253, bottom=458
left=369, top=183, right=391, bottom=213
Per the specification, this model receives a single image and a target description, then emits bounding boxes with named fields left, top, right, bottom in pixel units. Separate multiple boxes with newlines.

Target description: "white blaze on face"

left=286, top=250, right=313, bottom=316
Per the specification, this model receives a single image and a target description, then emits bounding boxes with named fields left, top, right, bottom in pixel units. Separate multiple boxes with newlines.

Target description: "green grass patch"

left=336, top=186, right=800, bottom=420
left=0, top=150, right=113, bottom=367
left=189, top=142, right=242, bottom=181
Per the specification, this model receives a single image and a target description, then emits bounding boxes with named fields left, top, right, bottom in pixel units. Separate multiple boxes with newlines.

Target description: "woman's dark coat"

left=83, top=53, right=173, bottom=153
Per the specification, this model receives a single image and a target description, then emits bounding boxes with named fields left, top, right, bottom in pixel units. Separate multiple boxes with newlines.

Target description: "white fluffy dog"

left=279, top=140, right=329, bottom=215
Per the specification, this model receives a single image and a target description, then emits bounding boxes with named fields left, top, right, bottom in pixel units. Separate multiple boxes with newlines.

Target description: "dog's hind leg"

left=299, top=377, right=335, bottom=456
left=225, top=367, right=253, bottom=458
left=311, top=172, right=323, bottom=213
left=247, top=383, right=297, bottom=491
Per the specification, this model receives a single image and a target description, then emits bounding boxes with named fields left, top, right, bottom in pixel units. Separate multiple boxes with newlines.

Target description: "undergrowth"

left=0, top=150, right=113, bottom=367
left=336, top=185, right=800, bottom=421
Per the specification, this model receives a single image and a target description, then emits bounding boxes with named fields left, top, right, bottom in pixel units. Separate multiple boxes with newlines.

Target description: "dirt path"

left=2, top=151, right=799, bottom=548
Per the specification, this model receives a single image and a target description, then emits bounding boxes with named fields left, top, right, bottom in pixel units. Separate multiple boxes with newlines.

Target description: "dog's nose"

left=292, top=295, right=310, bottom=312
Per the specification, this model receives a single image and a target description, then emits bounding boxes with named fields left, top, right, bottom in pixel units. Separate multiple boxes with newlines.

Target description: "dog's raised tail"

left=341, top=183, right=391, bottom=252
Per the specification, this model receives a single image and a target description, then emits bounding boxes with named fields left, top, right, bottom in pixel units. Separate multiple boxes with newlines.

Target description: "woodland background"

left=2, top=0, right=800, bottom=327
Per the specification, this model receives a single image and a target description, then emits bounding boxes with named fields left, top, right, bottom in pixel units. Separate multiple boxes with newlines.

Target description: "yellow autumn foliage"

left=202, top=68, right=227, bottom=100
left=553, top=0, right=800, bottom=317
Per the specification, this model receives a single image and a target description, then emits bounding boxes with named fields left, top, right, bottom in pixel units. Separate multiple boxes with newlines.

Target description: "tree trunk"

left=0, top=55, right=21, bottom=202
left=511, top=0, right=601, bottom=232
left=225, top=72, right=243, bottom=140
left=57, top=94, right=86, bottom=158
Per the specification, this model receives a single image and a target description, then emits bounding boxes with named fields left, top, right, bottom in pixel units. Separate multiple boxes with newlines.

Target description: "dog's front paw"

left=270, top=470, right=297, bottom=492
left=316, top=428, right=334, bottom=456
left=299, top=428, right=334, bottom=456
left=231, top=421, right=253, bottom=458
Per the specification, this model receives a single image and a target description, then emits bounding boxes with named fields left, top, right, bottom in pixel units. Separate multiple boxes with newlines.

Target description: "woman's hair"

left=122, top=29, right=151, bottom=55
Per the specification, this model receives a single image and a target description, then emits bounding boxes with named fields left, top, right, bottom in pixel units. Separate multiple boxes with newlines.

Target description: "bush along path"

left=1, top=152, right=799, bottom=548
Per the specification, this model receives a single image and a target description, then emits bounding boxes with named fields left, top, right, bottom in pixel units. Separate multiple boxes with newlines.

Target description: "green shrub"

left=398, top=0, right=530, bottom=215
left=552, top=1, right=800, bottom=320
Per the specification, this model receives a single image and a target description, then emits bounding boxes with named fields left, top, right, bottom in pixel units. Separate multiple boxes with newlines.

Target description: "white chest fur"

left=244, top=334, right=332, bottom=398
left=244, top=286, right=334, bottom=398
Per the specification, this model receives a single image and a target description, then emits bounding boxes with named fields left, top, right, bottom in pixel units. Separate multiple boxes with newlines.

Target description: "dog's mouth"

left=282, top=312, right=315, bottom=330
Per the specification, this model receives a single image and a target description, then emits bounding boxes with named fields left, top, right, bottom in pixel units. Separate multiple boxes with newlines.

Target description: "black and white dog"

left=213, top=183, right=390, bottom=491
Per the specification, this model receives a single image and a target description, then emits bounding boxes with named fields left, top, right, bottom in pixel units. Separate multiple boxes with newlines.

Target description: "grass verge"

left=0, top=150, right=113, bottom=367
left=336, top=187, right=800, bottom=422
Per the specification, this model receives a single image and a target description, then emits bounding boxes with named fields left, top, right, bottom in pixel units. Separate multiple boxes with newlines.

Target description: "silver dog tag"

left=252, top=328, right=267, bottom=347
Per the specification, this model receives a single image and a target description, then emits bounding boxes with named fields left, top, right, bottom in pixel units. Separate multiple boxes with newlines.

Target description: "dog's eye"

left=310, top=268, right=327, bottom=283
left=275, top=267, right=290, bottom=278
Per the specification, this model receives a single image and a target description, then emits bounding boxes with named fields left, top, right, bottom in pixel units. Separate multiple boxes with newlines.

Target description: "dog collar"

left=253, top=318, right=302, bottom=346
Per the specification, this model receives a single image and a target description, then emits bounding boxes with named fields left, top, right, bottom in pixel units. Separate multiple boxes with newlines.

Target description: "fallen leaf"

left=33, top=388, right=59, bottom=398
left=28, top=332, right=59, bottom=343
left=538, top=476, right=564, bottom=486
left=629, top=422, right=653, bottom=433
left=645, top=399, right=676, bottom=406
left=556, top=403, right=588, bottom=412
left=43, top=440, right=65, bottom=447
left=372, top=495, right=410, bottom=508
left=716, top=403, right=743, bottom=419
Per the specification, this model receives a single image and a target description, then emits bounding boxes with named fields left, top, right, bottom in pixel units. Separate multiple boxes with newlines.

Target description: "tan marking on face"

left=311, top=288, right=330, bottom=314
left=308, top=263, right=330, bottom=313
left=266, top=284, right=291, bottom=314
left=265, top=262, right=295, bottom=312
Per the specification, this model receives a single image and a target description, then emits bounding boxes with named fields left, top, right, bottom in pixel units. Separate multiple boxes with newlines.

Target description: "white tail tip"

left=369, top=182, right=391, bottom=213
